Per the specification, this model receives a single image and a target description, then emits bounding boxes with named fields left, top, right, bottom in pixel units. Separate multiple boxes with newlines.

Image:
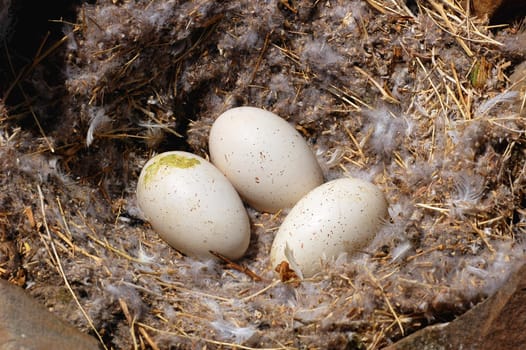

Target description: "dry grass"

left=1, top=0, right=525, bottom=349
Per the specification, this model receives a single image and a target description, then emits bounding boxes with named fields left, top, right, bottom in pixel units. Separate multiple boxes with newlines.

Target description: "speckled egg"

left=208, top=106, right=324, bottom=213
left=136, top=151, right=250, bottom=260
left=270, top=177, right=388, bottom=277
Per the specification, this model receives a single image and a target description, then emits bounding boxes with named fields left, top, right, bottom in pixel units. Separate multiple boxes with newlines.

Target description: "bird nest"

left=0, top=0, right=525, bottom=349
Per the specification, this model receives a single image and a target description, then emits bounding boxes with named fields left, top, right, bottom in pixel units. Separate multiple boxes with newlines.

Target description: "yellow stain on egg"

left=143, top=154, right=200, bottom=185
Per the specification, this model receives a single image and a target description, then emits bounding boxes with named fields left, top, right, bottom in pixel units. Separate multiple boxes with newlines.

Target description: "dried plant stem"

left=366, top=268, right=405, bottom=336
left=138, top=326, right=161, bottom=350
left=37, top=185, right=108, bottom=350
left=209, top=250, right=263, bottom=281
left=137, top=322, right=294, bottom=350
left=355, top=66, right=400, bottom=104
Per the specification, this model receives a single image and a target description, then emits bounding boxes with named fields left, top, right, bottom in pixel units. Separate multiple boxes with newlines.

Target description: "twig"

left=354, top=66, right=400, bottom=104
left=250, top=31, right=272, bottom=85
left=119, top=298, right=139, bottom=350
left=78, top=210, right=151, bottom=264
left=365, top=268, right=404, bottom=336
left=209, top=250, right=263, bottom=282
left=415, top=202, right=449, bottom=213
left=406, top=244, right=446, bottom=262
left=326, top=84, right=369, bottom=110
left=450, top=62, right=471, bottom=119
left=54, top=197, right=103, bottom=262
left=242, top=279, right=281, bottom=302
left=415, top=55, right=448, bottom=122
left=138, top=327, right=161, bottom=350
left=470, top=222, right=495, bottom=253
left=428, top=0, right=473, bottom=57
left=4, top=31, right=75, bottom=101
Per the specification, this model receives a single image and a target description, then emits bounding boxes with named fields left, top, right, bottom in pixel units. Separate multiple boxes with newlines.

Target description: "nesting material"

left=1, top=0, right=525, bottom=349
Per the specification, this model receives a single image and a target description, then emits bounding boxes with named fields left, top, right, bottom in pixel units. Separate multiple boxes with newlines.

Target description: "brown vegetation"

left=1, top=0, right=525, bottom=348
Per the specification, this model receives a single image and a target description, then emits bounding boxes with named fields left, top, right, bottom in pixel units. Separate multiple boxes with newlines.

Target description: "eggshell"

left=209, top=106, right=324, bottom=213
left=270, top=177, right=388, bottom=277
left=136, top=151, right=250, bottom=260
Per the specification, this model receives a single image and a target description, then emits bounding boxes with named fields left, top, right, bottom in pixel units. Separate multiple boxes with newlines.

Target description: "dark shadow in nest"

left=1, top=1, right=82, bottom=128
left=490, top=3, right=526, bottom=26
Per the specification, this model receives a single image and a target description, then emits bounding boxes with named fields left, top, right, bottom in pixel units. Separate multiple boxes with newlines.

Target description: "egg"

left=208, top=106, right=324, bottom=213
left=270, top=177, right=388, bottom=277
left=136, top=151, right=250, bottom=260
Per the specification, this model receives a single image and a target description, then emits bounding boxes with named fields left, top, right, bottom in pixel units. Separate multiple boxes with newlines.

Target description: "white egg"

left=209, top=106, right=324, bottom=213
left=270, top=177, right=388, bottom=277
left=136, top=151, right=250, bottom=260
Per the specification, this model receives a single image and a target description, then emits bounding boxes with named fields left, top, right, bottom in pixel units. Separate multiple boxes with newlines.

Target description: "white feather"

left=285, top=242, right=304, bottom=280
left=210, top=320, right=255, bottom=343
left=476, top=91, right=518, bottom=116
left=86, top=107, right=110, bottom=146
